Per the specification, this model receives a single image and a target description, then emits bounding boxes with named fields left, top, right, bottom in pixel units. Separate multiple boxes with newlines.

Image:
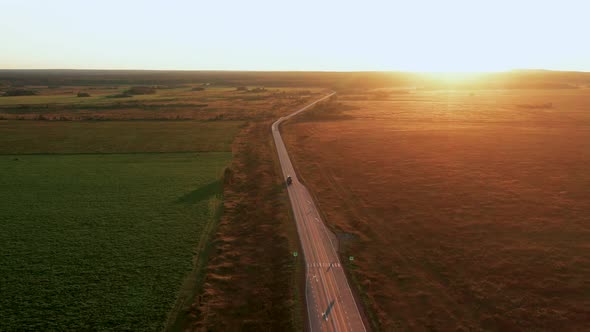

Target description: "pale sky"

left=1, top=0, right=589, bottom=72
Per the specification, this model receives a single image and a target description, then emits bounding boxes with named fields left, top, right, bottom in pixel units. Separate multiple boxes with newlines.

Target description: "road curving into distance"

left=272, top=92, right=367, bottom=332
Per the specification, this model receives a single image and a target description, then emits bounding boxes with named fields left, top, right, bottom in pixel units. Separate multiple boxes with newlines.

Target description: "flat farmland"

left=0, top=120, right=244, bottom=154
left=0, top=71, right=325, bottom=331
left=0, top=153, right=231, bottom=331
left=0, top=85, right=323, bottom=121
left=283, top=89, right=590, bottom=330
left=0, top=119, right=238, bottom=331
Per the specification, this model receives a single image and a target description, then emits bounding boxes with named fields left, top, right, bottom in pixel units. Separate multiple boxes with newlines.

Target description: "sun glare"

left=419, top=72, right=489, bottom=84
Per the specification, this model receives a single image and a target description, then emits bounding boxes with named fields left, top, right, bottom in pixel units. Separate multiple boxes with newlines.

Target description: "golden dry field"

left=284, top=88, right=590, bottom=331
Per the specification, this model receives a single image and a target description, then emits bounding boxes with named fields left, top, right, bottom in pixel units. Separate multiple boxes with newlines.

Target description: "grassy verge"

left=164, top=189, right=225, bottom=331
left=182, top=122, right=304, bottom=331
left=342, top=256, right=382, bottom=332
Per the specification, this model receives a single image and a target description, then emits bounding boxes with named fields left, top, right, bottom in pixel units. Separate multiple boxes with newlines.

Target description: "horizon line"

left=1, top=68, right=589, bottom=74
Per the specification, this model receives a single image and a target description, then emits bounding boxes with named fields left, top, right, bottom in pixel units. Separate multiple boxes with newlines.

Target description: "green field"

left=0, top=152, right=230, bottom=331
left=0, top=118, right=240, bottom=331
left=0, top=120, right=244, bottom=154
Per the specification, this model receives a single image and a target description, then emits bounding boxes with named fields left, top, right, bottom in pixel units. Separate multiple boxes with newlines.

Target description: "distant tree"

left=248, top=87, right=267, bottom=93
left=516, top=102, right=553, bottom=109
left=372, top=91, right=390, bottom=99
left=126, top=86, right=157, bottom=95
left=2, top=89, right=38, bottom=97
left=106, top=93, right=132, bottom=99
left=77, top=92, right=91, bottom=97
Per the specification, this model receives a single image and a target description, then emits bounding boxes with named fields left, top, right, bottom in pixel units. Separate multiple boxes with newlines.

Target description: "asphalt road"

left=272, top=92, right=367, bottom=332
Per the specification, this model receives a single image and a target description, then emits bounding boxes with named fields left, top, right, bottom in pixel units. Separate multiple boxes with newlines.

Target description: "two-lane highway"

left=272, top=93, right=367, bottom=332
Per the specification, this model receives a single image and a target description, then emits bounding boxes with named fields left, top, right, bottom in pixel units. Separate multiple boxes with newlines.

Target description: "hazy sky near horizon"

left=1, top=0, right=589, bottom=72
